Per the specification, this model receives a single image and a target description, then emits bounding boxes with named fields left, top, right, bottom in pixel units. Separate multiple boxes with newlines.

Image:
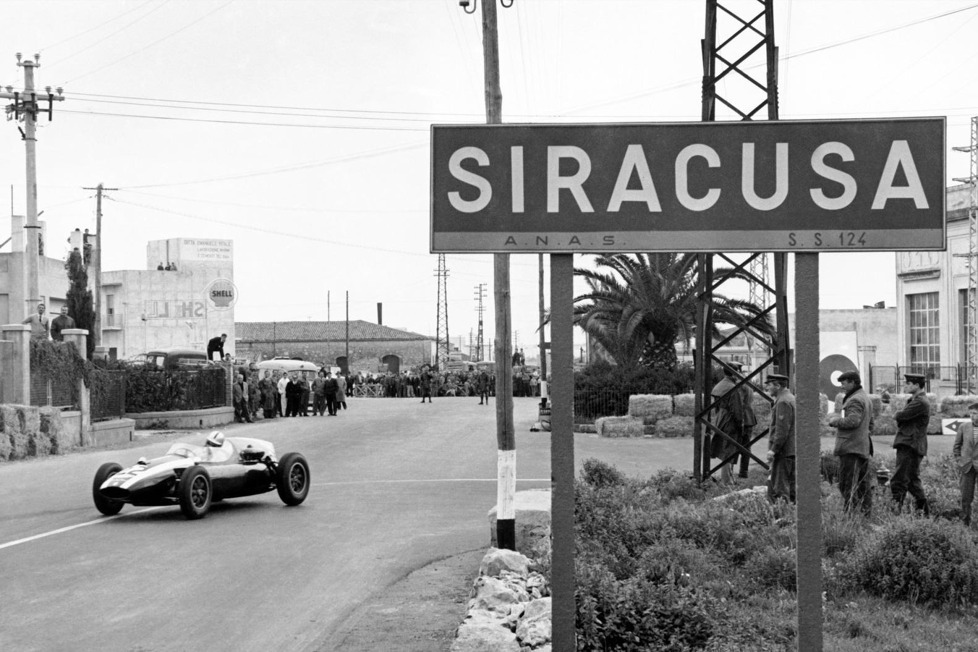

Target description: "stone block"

left=479, top=548, right=530, bottom=579
left=516, top=597, right=552, bottom=649
left=451, top=622, right=520, bottom=652
left=595, top=415, right=645, bottom=438
left=673, top=393, right=695, bottom=417
left=627, top=394, right=672, bottom=422
left=655, top=415, right=693, bottom=438
left=39, top=407, right=72, bottom=455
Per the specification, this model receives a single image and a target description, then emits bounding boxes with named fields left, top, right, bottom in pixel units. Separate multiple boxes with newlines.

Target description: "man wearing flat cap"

left=891, top=373, right=930, bottom=515
left=952, top=402, right=978, bottom=525
left=828, top=370, right=874, bottom=516
left=764, top=374, right=795, bottom=503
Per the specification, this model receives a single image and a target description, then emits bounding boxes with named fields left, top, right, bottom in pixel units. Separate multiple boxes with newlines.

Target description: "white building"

left=101, top=238, right=236, bottom=360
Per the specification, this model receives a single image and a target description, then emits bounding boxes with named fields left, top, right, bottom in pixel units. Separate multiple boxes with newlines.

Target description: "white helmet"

left=205, top=431, right=225, bottom=448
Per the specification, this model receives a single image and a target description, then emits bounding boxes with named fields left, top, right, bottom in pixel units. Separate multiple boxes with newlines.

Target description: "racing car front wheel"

left=276, top=453, right=310, bottom=506
left=179, top=465, right=212, bottom=519
left=93, top=462, right=124, bottom=516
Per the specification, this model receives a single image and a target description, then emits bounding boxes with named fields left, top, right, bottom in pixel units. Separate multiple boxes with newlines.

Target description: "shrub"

left=581, top=458, right=627, bottom=488
left=576, top=561, right=716, bottom=652
left=843, top=518, right=978, bottom=608
left=649, top=469, right=706, bottom=503
left=744, top=544, right=797, bottom=592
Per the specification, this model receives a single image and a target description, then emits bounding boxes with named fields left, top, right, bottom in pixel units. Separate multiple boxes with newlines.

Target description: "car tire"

left=276, top=453, right=310, bottom=506
left=93, top=462, right=124, bottom=516
left=179, top=465, right=212, bottom=519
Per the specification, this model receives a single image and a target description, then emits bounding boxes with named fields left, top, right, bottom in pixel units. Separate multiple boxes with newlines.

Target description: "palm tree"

left=572, top=253, right=773, bottom=369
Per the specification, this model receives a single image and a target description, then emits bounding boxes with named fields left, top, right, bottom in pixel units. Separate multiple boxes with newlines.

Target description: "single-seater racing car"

left=92, top=432, right=310, bottom=519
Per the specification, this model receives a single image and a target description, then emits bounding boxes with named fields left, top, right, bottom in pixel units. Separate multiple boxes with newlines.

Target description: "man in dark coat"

left=419, top=365, right=433, bottom=403
left=207, top=334, right=227, bottom=361
left=50, top=305, right=75, bottom=342
left=828, top=371, right=874, bottom=516
left=324, top=371, right=340, bottom=416
left=710, top=362, right=745, bottom=483
left=285, top=373, right=301, bottom=417
left=764, top=374, right=796, bottom=503
left=891, top=373, right=930, bottom=514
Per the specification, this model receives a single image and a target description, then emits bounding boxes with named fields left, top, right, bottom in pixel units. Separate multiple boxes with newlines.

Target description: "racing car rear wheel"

left=276, top=453, right=310, bottom=506
left=93, top=462, right=124, bottom=516
left=179, top=465, right=212, bottom=519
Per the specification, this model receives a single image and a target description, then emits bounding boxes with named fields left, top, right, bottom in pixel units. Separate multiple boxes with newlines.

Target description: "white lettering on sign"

left=547, top=146, right=594, bottom=213
left=676, top=144, right=720, bottom=211
left=608, top=144, right=661, bottom=212
left=443, top=139, right=930, bottom=216
left=872, top=140, right=928, bottom=210
left=448, top=147, right=491, bottom=213
left=810, top=142, right=857, bottom=210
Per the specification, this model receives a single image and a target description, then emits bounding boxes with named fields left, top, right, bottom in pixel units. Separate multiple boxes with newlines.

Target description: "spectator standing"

left=828, top=371, right=874, bottom=517
left=233, top=373, right=253, bottom=423
left=477, top=371, right=490, bottom=405
left=22, top=302, right=49, bottom=341
left=50, top=305, right=75, bottom=342
left=419, top=365, right=433, bottom=403
left=336, top=372, right=347, bottom=410
left=324, top=371, right=340, bottom=416
left=709, top=363, right=745, bottom=484
left=952, top=401, right=978, bottom=526
left=298, top=373, right=311, bottom=416
left=207, top=334, right=227, bottom=361
left=738, top=375, right=758, bottom=478
left=764, top=374, right=796, bottom=503
left=259, top=370, right=277, bottom=419
left=312, top=370, right=327, bottom=416
left=891, top=373, right=930, bottom=515
left=285, top=373, right=301, bottom=417
left=277, top=372, right=290, bottom=417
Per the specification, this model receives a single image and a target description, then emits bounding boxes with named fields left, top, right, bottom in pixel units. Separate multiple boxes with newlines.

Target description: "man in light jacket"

left=828, top=370, right=874, bottom=516
left=952, top=402, right=978, bottom=526
left=891, top=373, right=930, bottom=515
left=764, top=373, right=795, bottom=503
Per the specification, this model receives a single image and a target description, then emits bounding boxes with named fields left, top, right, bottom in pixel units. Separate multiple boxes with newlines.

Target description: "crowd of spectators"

left=350, top=367, right=543, bottom=398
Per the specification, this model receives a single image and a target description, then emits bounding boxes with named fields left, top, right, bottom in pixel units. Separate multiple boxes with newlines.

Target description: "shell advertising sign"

left=205, top=278, right=237, bottom=311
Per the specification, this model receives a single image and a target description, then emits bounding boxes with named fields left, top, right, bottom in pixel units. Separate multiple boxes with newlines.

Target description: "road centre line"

left=0, top=506, right=168, bottom=551
left=315, top=478, right=552, bottom=486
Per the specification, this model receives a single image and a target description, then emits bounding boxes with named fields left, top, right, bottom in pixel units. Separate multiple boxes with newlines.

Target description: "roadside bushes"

left=842, top=518, right=978, bottom=608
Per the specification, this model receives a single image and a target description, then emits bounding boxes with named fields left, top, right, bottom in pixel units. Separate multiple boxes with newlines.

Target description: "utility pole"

left=345, top=290, right=350, bottom=374
left=538, top=254, right=547, bottom=395
left=953, top=116, right=978, bottom=393
left=461, top=0, right=516, bottom=553
left=1, top=53, right=64, bottom=318
left=474, top=282, right=486, bottom=361
left=82, top=183, right=117, bottom=350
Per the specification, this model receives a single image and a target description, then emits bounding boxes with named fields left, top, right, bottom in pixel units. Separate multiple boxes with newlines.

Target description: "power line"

left=58, top=108, right=432, bottom=131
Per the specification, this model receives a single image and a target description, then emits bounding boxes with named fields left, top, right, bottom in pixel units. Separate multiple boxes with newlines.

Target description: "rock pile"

left=450, top=548, right=552, bottom=652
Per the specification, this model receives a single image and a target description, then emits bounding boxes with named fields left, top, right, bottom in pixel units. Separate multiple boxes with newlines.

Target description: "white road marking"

left=314, top=478, right=551, bottom=486
left=0, top=506, right=168, bottom=551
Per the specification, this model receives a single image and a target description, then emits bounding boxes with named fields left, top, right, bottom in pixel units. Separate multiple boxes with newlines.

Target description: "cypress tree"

left=65, top=248, right=96, bottom=359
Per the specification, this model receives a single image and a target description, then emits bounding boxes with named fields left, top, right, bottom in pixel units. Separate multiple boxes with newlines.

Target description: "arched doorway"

left=381, top=354, right=400, bottom=374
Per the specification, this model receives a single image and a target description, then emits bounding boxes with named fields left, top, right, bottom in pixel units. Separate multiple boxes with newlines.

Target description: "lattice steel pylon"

left=474, top=283, right=487, bottom=362
left=953, top=117, right=978, bottom=394
left=693, top=0, right=792, bottom=482
left=434, top=254, right=451, bottom=370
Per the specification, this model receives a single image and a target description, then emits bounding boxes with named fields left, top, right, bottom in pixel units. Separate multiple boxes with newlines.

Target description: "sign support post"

left=795, top=252, right=823, bottom=648
left=549, top=252, right=575, bottom=649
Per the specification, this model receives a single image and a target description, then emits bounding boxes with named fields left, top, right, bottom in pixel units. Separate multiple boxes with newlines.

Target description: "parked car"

left=92, top=432, right=310, bottom=520
left=127, top=347, right=211, bottom=371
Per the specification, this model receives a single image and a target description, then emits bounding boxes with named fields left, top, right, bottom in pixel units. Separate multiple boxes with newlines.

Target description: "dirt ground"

left=330, top=548, right=485, bottom=652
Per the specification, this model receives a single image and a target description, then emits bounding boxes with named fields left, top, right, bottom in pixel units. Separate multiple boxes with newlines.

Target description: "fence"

left=574, top=388, right=631, bottom=424
left=90, top=369, right=126, bottom=422
left=30, top=366, right=79, bottom=410
left=124, top=367, right=228, bottom=413
left=870, top=365, right=969, bottom=395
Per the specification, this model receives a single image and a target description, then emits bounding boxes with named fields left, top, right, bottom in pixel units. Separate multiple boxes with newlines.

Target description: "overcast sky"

left=1, top=0, right=976, bottom=354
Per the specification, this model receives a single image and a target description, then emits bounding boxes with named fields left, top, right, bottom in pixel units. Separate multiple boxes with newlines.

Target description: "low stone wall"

left=126, top=406, right=234, bottom=430
left=595, top=390, right=961, bottom=439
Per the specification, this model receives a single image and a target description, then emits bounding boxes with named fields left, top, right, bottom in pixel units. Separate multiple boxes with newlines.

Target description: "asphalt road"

left=1, top=396, right=655, bottom=652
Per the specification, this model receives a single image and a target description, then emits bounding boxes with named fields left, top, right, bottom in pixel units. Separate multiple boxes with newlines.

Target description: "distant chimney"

left=377, top=302, right=383, bottom=325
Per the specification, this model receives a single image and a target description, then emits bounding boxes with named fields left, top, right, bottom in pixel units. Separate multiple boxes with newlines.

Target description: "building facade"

left=100, top=238, right=235, bottom=360
left=235, top=320, right=435, bottom=374
left=895, top=183, right=972, bottom=392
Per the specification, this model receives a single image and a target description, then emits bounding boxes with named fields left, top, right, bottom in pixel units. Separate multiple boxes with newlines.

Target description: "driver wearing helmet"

left=202, top=431, right=232, bottom=462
